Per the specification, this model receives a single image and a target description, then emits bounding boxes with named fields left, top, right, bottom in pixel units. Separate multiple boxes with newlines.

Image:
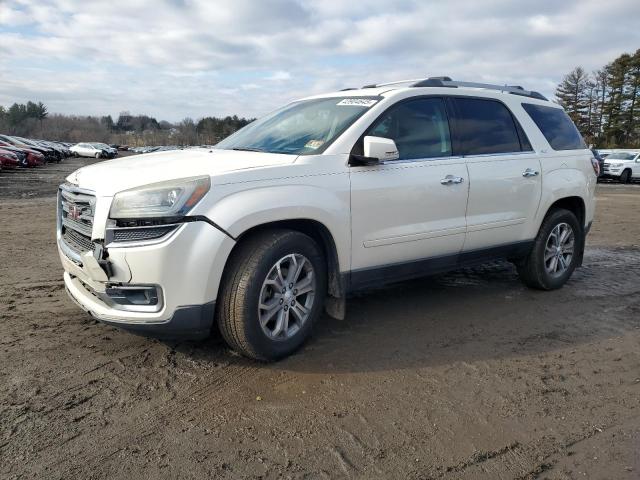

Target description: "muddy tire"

left=517, top=209, right=582, bottom=290
left=620, top=169, right=631, bottom=184
left=216, top=229, right=327, bottom=361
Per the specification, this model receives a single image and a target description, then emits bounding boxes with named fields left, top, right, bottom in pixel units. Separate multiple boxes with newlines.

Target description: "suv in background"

left=601, top=150, right=639, bottom=183
left=57, top=76, right=597, bottom=361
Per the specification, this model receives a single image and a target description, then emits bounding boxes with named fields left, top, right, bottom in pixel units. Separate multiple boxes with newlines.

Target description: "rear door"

left=449, top=97, right=542, bottom=252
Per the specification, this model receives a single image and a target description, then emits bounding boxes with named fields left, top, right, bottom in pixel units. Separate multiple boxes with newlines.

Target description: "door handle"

left=440, top=175, right=464, bottom=185
left=522, top=168, right=539, bottom=177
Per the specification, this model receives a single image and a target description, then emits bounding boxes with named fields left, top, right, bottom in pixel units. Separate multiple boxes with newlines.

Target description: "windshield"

left=607, top=152, right=637, bottom=160
left=215, top=97, right=380, bottom=155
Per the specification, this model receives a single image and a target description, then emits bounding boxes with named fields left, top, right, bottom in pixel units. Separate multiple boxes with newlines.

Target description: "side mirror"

left=349, top=136, right=399, bottom=166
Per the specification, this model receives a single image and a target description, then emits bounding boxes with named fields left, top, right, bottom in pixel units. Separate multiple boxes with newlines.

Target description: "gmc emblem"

left=68, top=204, right=81, bottom=221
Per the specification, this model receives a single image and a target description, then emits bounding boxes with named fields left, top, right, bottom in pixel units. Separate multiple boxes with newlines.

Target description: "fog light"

left=105, top=285, right=159, bottom=306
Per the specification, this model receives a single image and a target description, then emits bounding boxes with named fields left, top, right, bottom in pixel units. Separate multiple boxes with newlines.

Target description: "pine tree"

left=602, top=54, right=630, bottom=147
left=555, top=67, right=592, bottom=135
left=623, top=49, right=640, bottom=146
left=590, top=68, right=609, bottom=145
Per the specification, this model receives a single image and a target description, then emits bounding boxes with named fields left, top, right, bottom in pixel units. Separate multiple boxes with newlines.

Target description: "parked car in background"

left=591, top=149, right=604, bottom=177
left=91, top=143, right=117, bottom=158
left=0, top=134, right=57, bottom=162
left=601, top=150, right=640, bottom=183
left=0, top=143, right=28, bottom=167
left=0, top=149, right=21, bottom=169
left=14, top=136, right=62, bottom=162
left=0, top=140, right=46, bottom=167
left=70, top=142, right=108, bottom=158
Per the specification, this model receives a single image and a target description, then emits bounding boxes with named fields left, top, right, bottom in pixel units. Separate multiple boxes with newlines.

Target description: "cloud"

left=0, top=0, right=639, bottom=121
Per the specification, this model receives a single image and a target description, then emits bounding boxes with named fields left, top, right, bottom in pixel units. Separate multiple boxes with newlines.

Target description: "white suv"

left=601, top=150, right=639, bottom=183
left=58, top=77, right=598, bottom=361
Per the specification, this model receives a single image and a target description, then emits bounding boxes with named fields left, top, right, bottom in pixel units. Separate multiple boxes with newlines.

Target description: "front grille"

left=603, top=163, right=610, bottom=167
left=59, top=186, right=95, bottom=257
left=63, top=228, right=94, bottom=253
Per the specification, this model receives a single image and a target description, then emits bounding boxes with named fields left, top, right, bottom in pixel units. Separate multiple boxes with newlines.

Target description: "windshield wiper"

left=231, top=147, right=266, bottom=152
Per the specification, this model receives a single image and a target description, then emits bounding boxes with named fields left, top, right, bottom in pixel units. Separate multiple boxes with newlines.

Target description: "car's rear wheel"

left=620, top=169, right=631, bottom=183
left=517, top=208, right=582, bottom=290
left=216, top=229, right=327, bottom=361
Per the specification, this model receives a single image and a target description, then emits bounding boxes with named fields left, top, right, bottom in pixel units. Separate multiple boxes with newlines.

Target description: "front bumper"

left=601, top=167, right=622, bottom=178
left=64, top=273, right=215, bottom=339
left=59, top=220, right=236, bottom=339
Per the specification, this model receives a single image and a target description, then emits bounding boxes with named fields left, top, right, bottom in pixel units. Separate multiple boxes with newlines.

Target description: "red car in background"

left=0, top=140, right=45, bottom=167
left=0, top=149, right=22, bottom=169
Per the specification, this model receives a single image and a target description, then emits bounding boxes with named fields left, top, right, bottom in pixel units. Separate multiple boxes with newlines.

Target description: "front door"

left=349, top=97, right=469, bottom=289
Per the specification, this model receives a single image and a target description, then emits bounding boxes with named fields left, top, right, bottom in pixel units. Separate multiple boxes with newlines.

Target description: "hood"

left=66, top=148, right=297, bottom=195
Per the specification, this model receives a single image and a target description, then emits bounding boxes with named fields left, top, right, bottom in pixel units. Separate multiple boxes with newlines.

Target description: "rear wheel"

left=620, top=169, right=631, bottom=183
left=517, top=209, right=582, bottom=290
left=216, top=230, right=327, bottom=361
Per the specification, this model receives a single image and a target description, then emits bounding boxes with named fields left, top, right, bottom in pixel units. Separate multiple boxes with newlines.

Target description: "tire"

left=216, top=229, right=327, bottom=361
left=517, top=208, right=583, bottom=290
left=95, top=153, right=101, bottom=159
left=620, top=169, right=631, bottom=184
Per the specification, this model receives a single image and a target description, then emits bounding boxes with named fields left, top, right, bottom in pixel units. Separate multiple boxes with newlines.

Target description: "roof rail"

left=361, top=79, right=423, bottom=89
left=412, top=76, right=547, bottom=101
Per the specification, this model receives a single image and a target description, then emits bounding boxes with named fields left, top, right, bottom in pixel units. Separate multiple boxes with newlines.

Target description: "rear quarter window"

left=522, top=103, right=586, bottom=151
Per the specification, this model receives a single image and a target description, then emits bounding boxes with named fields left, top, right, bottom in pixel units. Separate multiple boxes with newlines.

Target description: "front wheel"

left=620, top=169, right=631, bottom=184
left=94, top=153, right=101, bottom=159
left=216, top=230, right=327, bottom=361
left=517, top=209, right=582, bottom=290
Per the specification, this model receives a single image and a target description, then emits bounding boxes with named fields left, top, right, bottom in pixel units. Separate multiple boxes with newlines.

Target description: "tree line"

left=0, top=104, right=253, bottom=147
left=555, top=49, right=640, bottom=148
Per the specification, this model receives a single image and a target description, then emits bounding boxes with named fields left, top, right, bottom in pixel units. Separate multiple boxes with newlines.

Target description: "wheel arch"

left=222, top=218, right=345, bottom=302
left=545, top=196, right=586, bottom=231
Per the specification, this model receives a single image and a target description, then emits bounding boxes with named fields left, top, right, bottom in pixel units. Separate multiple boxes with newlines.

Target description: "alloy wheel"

left=258, top=253, right=316, bottom=340
left=544, top=222, right=575, bottom=277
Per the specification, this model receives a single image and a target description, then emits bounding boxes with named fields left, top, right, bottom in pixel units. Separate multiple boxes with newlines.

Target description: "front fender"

left=200, top=180, right=351, bottom=272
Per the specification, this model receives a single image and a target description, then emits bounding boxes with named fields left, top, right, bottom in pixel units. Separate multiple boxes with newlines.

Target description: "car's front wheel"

left=517, top=208, right=582, bottom=290
left=217, top=229, right=327, bottom=361
left=620, top=169, right=631, bottom=183
left=94, top=152, right=101, bottom=159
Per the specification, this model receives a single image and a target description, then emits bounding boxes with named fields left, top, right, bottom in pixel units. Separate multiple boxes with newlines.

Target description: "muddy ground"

left=1, top=158, right=639, bottom=479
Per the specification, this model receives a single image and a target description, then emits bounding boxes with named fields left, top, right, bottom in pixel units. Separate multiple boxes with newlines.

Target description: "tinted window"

left=453, top=98, right=522, bottom=155
left=522, top=103, right=586, bottom=150
left=366, top=98, right=451, bottom=160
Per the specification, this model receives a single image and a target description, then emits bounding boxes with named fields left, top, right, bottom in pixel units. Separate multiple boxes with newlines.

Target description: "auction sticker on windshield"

left=304, top=140, right=324, bottom=149
left=337, top=99, right=379, bottom=107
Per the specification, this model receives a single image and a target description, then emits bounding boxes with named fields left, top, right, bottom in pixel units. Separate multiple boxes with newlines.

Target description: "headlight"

left=610, top=163, right=624, bottom=167
left=110, top=176, right=210, bottom=219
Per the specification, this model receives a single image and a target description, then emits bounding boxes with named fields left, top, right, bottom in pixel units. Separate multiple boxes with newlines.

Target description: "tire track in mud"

left=38, top=357, right=267, bottom=477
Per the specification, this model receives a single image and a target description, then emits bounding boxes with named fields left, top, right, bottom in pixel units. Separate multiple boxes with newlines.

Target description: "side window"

left=453, top=98, right=523, bottom=155
left=521, top=103, right=586, bottom=150
left=366, top=98, right=451, bottom=160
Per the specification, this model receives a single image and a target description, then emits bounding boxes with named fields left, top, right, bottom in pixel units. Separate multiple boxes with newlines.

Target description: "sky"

left=1, top=0, right=639, bottom=122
